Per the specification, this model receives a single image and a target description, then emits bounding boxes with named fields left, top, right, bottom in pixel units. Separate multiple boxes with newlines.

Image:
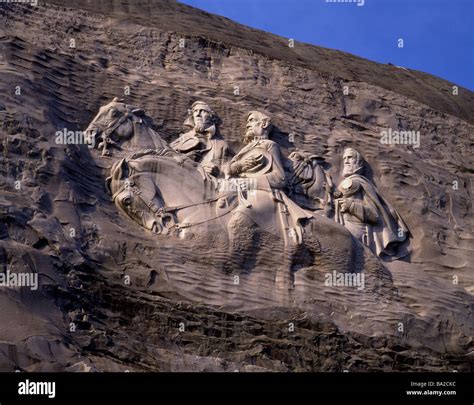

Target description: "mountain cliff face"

left=0, top=1, right=472, bottom=371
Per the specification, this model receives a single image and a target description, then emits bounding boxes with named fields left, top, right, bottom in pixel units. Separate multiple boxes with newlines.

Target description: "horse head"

left=286, top=150, right=333, bottom=213
left=106, top=158, right=176, bottom=234
left=85, top=97, right=167, bottom=156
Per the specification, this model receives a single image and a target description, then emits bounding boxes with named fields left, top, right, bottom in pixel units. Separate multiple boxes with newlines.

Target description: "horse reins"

left=112, top=175, right=237, bottom=231
left=91, top=111, right=133, bottom=154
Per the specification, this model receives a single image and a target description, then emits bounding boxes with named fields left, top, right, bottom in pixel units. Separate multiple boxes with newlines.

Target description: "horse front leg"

left=226, top=211, right=260, bottom=274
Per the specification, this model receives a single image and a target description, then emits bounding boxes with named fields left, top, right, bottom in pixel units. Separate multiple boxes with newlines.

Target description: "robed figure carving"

left=335, top=148, right=409, bottom=260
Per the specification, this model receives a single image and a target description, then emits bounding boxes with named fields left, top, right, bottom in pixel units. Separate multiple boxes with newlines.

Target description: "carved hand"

left=172, top=154, right=187, bottom=165
left=229, top=161, right=242, bottom=175
left=240, top=154, right=263, bottom=172
left=186, top=150, right=202, bottom=161
left=201, top=163, right=218, bottom=176
left=340, top=198, right=353, bottom=213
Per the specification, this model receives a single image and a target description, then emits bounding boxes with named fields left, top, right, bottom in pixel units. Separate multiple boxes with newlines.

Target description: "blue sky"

left=179, top=0, right=474, bottom=90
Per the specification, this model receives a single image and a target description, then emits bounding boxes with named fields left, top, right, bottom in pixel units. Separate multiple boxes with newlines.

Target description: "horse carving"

left=84, top=97, right=172, bottom=158
left=84, top=100, right=392, bottom=293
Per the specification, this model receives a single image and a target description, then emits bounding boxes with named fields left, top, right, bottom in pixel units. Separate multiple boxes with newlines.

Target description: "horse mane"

left=128, top=114, right=169, bottom=152
left=105, top=158, right=127, bottom=196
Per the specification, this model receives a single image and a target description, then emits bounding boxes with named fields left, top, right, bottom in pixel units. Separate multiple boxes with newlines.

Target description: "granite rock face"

left=0, top=1, right=472, bottom=371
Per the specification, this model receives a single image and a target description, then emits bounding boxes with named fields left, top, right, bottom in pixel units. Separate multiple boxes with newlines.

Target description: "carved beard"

left=244, top=127, right=267, bottom=144
left=243, top=129, right=255, bottom=144
left=343, top=162, right=362, bottom=177
left=194, top=118, right=212, bottom=134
